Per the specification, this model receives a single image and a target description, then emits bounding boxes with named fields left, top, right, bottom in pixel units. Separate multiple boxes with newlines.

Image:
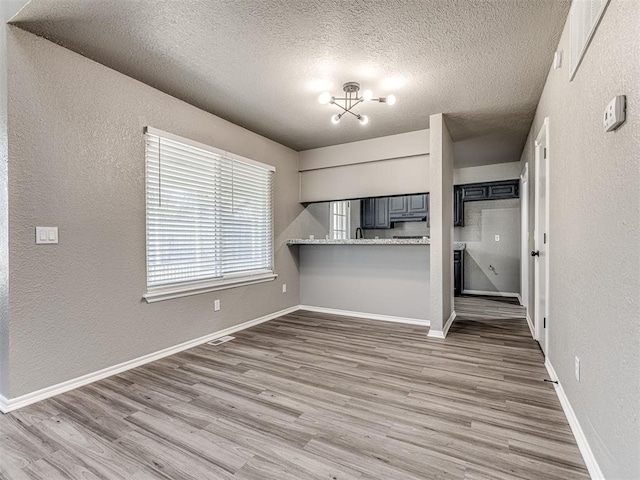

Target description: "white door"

left=534, top=119, right=550, bottom=354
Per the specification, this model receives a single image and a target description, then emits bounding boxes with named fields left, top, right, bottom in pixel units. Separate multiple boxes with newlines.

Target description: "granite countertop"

left=286, top=238, right=466, bottom=250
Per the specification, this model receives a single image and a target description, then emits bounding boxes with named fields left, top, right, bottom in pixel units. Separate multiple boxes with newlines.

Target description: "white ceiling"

left=10, top=0, right=569, bottom=165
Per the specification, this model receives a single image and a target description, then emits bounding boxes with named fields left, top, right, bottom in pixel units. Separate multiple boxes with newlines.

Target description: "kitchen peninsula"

left=289, top=238, right=465, bottom=324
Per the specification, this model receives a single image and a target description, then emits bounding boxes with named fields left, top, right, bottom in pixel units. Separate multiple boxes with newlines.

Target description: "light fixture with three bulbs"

left=318, top=82, right=396, bottom=126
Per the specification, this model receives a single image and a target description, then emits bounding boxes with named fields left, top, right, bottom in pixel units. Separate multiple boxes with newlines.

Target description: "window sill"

left=143, top=272, right=277, bottom=303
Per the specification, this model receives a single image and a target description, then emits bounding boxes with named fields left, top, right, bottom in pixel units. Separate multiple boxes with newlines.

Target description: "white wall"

left=4, top=28, right=303, bottom=399
left=520, top=1, right=639, bottom=477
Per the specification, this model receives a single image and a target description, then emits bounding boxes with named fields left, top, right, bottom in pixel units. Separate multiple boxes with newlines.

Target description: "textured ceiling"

left=10, top=0, right=569, bottom=164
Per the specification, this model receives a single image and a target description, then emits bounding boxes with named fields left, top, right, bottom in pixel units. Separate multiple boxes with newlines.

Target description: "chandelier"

left=318, top=82, right=396, bottom=126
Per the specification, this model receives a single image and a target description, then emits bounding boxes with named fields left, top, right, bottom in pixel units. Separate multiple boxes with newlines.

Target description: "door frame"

left=520, top=162, right=530, bottom=326
left=534, top=117, right=550, bottom=353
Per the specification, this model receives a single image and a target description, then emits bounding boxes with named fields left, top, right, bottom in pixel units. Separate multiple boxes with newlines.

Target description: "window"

left=330, top=201, right=350, bottom=240
left=143, top=127, right=275, bottom=302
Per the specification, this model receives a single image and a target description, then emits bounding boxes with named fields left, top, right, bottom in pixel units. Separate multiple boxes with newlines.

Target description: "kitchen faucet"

left=355, top=227, right=363, bottom=239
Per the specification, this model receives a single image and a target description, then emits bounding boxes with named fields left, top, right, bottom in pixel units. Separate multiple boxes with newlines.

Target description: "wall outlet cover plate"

left=603, top=95, right=626, bottom=132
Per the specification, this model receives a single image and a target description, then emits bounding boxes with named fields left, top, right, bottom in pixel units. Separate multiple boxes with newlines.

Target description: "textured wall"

left=6, top=28, right=302, bottom=398
left=299, top=245, right=430, bottom=321
left=454, top=199, right=520, bottom=294
left=520, top=1, right=640, bottom=477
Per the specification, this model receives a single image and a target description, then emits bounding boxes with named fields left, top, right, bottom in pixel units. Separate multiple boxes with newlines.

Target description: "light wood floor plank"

left=0, top=296, right=589, bottom=479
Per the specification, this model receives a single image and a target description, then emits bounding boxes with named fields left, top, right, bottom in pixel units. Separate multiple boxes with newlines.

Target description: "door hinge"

left=544, top=233, right=547, bottom=244
left=544, top=317, right=546, bottom=328
left=544, top=148, right=547, bottom=159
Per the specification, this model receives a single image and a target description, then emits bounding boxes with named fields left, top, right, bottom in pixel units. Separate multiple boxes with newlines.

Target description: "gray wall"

left=300, top=154, right=430, bottom=203
left=299, top=245, right=430, bottom=321
left=520, top=1, right=639, bottom=477
left=0, top=0, right=29, bottom=398
left=428, top=114, right=454, bottom=334
left=4, top=28, right=303, bottom=399
left=454, top=199, right=521, bottom=294
left=453, top=161, right=520, bottom=185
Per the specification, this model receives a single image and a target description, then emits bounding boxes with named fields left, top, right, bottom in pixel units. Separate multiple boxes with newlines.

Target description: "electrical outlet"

left=282, top=283, right=287, bottom=293
left=575, top=357, right=580, bottom=382
left=603, top=95, right=626, bottom=132
left=214, top=299, right=221, bottom=312
left=494, top=234, right=500, bottom=242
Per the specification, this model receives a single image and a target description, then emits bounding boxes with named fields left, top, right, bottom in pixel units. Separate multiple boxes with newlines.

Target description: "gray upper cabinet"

left=389, top=194, right=428, bottom=222
left=374, top=197, right=390, bottom=228
left=360, top=198, right=376, bottom=229
left=407, top=194, right=428, bottom=215
left=361, top=197, right=390, bottom=229
left=388, top=196, right=408, bottom=216
left=361, top=194, right=428, bottom=229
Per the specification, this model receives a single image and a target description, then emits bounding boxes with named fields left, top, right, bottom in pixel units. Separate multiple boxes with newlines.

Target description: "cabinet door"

left=374, top=197, right=390, bottom=228
left=462, top=185, right=488, bottom=201
left=454, top=251, right=463, bottom=297
left=488, top=182, right=519, bottom=199
left=407, top=194, right=428, bottom=215
left=360, top=198, right=376, bottom=229
left=454, top=187, right=464, bottom=227
left=388, top=196, right=408, bottom=216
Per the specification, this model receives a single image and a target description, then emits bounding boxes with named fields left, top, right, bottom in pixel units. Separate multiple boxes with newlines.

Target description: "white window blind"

left=330, top=201, right=350, bottom=240
left=569, top=0, right=610, bottom=80
left=144, top=127, right=274, bottom=301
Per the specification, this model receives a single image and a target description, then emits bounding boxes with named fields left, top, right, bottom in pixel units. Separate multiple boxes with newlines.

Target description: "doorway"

left=533, top=118, right=550, bottom=355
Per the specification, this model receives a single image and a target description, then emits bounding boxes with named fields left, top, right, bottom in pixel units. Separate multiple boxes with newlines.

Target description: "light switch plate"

left=214, top=299, right=221, bottom=312
left=35, top=227, right=58, bottom=244
left=575, top=356, right=581, bottom=382
left=495, top=235, right=500, bottom=242
left=282, top=283, right=287, bottom=293
left=603, top=95, right=626, bottom=132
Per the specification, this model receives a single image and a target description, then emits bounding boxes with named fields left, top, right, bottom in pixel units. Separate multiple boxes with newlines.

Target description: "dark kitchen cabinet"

left=388, top=196, right=408, bottom=216
left=454, top=187, right=464, bottom=227
left=488, top=182, right=519, bottom=199
left=454, top=250, right=464, bottom=297
left=361, top=197, right=390, bottom=229
left=461, top=185, right=488, bottom=201
left=389, top=194, right=429, bottom=222
left=454, top=180, right=519, bottom=227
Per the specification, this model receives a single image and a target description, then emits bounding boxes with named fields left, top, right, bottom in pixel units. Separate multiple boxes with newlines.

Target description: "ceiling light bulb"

left=386, top=94, right=396, bottom=106
left=363, top=89, right=373, bottom=101
left=318, top=92, right=332, bottom=104
left=331, top=114, right=341, bottom=124
left=359, top=115, right=369, bottom=126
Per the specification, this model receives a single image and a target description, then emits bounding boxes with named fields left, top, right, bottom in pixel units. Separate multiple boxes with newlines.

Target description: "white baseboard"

left=298, top=305, right=429, bottom=326
left=516, top=293, right=523, bottom=306
left=526, top=313, right=535, bottom=338
left=427, top=310, right=456, bottom=339
left=544, top=359, right=605, bottom=480
left=462, top=289, right=520, bottom=299
left=0, top=305, right=299, bottom=414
